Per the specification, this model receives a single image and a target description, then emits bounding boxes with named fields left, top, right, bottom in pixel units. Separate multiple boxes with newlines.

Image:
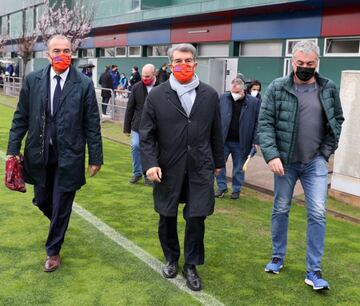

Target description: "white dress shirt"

left=49, top=67, right=69, bottom=115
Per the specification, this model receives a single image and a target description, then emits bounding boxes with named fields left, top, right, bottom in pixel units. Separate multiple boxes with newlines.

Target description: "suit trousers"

left=33, top=146, right=76, bottom=256
left=158, top=214, right=206, bottom=265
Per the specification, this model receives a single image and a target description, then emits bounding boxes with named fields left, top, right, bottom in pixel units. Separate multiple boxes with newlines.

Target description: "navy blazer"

left=219, top=92, right=260, bottom=159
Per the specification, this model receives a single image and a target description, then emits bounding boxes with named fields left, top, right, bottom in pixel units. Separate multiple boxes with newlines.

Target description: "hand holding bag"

left=5, top=156, right=26, bottom=193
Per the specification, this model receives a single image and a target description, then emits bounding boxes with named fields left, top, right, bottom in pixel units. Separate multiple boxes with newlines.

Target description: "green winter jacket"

left=258, top=73, right=344, bottom=165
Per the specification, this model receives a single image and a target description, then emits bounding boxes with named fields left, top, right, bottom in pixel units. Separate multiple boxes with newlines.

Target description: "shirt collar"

left=50, top=66, right=70, bottom=81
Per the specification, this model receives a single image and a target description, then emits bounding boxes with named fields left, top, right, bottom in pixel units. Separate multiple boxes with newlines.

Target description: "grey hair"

left=47, top=34, right=71, bottom=49
left=292, top=40, right=320, bottom=60
left=231, top=78, right=245, bottom=89
left=168, top=43, right=197, bottom=62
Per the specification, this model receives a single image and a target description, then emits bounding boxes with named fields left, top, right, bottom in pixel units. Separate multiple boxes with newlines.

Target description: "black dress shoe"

left=231, top=192, right=240, bottom=200
left=162, top=262, right=178, bottom=278
left=182, top=264, right=202, bottom=291
left=129, top=175, right=142, bottom=184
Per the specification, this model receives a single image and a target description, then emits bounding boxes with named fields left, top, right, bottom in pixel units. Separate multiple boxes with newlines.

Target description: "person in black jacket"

left=7, top=35, right=103, bottom=272
left=99, top=65, right=113, bottom=115
left=139, top=43, right=224, bottom=291
left=128, top=65, right=141, bottom=90
left=124, top=64, right=157, bottom=185
left=215, top=78, right=260, bottom=200
left=157, top=63, right=170, bottom=83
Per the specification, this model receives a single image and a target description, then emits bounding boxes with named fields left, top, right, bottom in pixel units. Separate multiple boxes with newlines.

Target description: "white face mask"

left=251, top=90, right=259, bottom=97
left=231, top=92, right=243, bottom=101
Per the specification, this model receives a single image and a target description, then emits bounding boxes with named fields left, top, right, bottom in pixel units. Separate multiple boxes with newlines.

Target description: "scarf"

left=169, top=73, right=199, bottom=116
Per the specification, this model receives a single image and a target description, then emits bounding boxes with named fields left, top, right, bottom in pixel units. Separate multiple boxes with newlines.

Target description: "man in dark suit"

left=215, top=78, right=260, bottom=200
left=140, top=43, right=224, bottom=291
left=7, top=35, right=103, bottom=272
left=124, top=64, right=157, bottom=185
left=99, top=65, right=113, bottom=115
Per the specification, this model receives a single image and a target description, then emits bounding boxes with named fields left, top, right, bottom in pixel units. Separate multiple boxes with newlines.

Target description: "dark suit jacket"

left=99, top=70, right=113, bottom=98
left=7, top=65, right=103, bottom=192
left=219, top=92, right=260, bottom=159
left=139, top=80, right=224, bottom=217
left=123, top=80, right=158, bottom=133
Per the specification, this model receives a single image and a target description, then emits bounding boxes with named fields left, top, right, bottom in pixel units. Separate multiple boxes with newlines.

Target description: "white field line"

left=0, top=150, right=224, bottom=306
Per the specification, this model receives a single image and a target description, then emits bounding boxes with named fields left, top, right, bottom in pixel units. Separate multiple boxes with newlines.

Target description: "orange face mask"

left=172, top=63, right=195, bottom=84
left=51, top=54, right=71, bottom=73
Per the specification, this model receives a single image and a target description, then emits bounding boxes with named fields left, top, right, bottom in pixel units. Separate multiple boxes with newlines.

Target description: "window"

left=239, top=41, right=282, bottom=57
left=104, top=47, right=115, bottom=57
left=324, top=37, right=360, bottom=56
left=132, top=0, right=140, bottom=10
left=147, top=45, right=171, bottom=57
left=34, top=51, right=46, bottom=58
left=197, top=44, right=229, bottom=57
left=72, top=50, right=79, bottom=58
left=286, top=38, right=318, bottom=56
left=115, top=47, right=126, bottom=57
left=128, top=46, right=141, bottom=57
left=98, top=48, right=115, bottom=57
left=82, top=48, right=95, bottom=58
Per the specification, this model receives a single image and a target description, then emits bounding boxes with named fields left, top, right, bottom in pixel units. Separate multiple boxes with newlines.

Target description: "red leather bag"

left=5, top=156, right=26, bottom=193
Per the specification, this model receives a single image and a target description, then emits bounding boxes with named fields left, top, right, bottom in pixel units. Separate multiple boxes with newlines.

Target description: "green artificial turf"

left=1, top=99, right=360, bottom=305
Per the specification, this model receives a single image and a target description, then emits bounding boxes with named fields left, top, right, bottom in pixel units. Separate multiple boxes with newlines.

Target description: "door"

left=208, top=58, right=226, bottom=95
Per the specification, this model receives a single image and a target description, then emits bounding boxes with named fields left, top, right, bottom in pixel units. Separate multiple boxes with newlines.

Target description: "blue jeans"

left=216, top=141, right=245, bottom=193
left=271, top=154, right=328, bottom=272
left=131, top=130, right=142, bottom=177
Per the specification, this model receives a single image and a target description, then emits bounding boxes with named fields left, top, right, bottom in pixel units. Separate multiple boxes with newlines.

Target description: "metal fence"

left=0, top=79, right=130, bottom=123
left=95, top=88, right=130, bottom=123
left=2, top=76, right=22, bottom=97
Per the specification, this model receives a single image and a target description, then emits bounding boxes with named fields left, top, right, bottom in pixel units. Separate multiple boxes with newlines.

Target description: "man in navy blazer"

left=215, top=78, right=260, bottom=199
left=7, top=35, right=103, bottom=272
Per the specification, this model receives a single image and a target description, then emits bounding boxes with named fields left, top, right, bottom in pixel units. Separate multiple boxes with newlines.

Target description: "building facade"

left=1, top=0, right=360, bottom=92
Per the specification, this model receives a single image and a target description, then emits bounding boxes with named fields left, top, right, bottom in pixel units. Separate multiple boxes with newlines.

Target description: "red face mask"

left=173, top=63, right=195, bottom=84
left=142, top=77, right=154, bottom=86
left=51, top=54, right=71, bottom=73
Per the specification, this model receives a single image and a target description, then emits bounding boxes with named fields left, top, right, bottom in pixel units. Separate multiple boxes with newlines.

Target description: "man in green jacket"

left=258, top=40, right=344, bottom=290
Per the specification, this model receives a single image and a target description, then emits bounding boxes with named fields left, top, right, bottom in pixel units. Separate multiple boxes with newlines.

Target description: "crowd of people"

left=6, top=36, right=344, bottom=294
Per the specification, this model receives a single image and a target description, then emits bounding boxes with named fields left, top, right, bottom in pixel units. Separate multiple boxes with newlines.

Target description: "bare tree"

left=17, top=31, right=38, bottom=77
left=37, top=0, right=93, bottom=52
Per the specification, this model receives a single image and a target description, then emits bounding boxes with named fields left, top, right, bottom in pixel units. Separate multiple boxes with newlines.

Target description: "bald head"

left=141, top=64, right=156, bottom=85
left=142, top=64, right=156, bottom=75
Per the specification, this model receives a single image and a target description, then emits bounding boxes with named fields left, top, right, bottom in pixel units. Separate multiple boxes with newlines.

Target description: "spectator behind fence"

left=128, top=65, right=141, bottom=90
left=246, top=79, right=262, bottom=102
left=215, top=78, right=260, bottom=200
left=119, top=73, right=128, bottom=90
left=99, top=65, right=113, bottom=115
left=119, top=73, right=128, bottom=97
left=258, top=40, right=344, bottom=290
left=139, top=43, right=224, bottom=292
left=124, top=64, right=158, bottom=186
left=110, top=65, right=120, bottom=93
left=6, top=34, right=103, bottom=273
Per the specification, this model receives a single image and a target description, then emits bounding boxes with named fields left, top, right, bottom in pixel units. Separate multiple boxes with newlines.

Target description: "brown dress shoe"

left=44, top=254, right=61, bottom=272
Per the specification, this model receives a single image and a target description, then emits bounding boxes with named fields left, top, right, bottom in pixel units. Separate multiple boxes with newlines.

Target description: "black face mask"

left=295, top=66, right=315, bottom=82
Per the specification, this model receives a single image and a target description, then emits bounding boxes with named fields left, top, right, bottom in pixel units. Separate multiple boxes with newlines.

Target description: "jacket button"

left=188, top=119, right=191, bottom=123
left=187, top=145, right=191, bottom=150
